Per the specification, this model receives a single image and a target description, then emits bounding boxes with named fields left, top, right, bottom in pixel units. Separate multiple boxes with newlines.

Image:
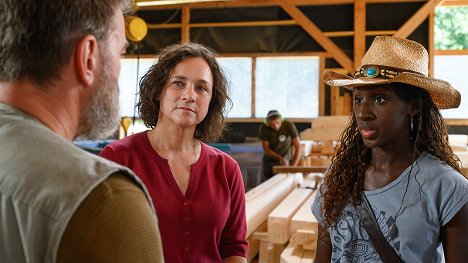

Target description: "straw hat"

left=323, top=36, right=461, bottom=109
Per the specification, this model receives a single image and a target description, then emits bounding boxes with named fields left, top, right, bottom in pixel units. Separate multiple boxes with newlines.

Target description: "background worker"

left=259, top=110, right=302, bottom=180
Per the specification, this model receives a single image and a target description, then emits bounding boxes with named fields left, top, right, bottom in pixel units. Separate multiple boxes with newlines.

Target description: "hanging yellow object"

left=125, top=16, right=148, bottom=42
left=121, top=117, right=133, bottom=137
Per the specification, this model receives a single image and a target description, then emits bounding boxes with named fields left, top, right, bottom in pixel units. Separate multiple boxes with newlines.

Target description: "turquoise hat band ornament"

left=365, top=67, right=379, bottom=78
left=354, top=65, right=407, bottom=79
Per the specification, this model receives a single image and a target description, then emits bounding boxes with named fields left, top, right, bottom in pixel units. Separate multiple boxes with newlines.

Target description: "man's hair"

left=319, top=82, right=462, bottom=227
left=138, top=42, right=232, bottom=142
left=0, top=0, right=131, bottom=85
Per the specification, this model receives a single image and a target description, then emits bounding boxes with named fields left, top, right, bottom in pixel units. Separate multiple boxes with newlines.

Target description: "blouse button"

left=185, top=217, right=190, bottom=221
left=185, top=231, right=190, bottom=236
left=185, top=246, right=190, bottom=251
left=183, top=201, right=188, bottom=206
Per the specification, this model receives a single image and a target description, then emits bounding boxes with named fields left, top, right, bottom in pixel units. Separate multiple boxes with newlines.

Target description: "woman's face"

left=353, top=85, right=413, bottom=149
left=158, top=57, right=213, bottom=128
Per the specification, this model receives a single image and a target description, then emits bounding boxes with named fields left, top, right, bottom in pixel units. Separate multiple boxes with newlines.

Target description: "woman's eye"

left=374, top=96, right=386, bottom=104
left=173, top=80, right=184, bottom=87
left=353, top=97, right=362, bottom=104
left=198, top=85, right=209, bottom=93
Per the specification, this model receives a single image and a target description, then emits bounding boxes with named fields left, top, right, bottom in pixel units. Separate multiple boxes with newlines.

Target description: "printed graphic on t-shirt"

left=330, top=207, right=401, bottom=262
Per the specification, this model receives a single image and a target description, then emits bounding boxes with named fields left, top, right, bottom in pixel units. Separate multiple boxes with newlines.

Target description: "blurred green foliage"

left=435, top=6, right=468, bottom=50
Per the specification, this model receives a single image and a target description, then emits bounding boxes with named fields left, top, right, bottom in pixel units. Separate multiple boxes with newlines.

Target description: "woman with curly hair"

left=312, top=36, right=467, bottom=263
left=100, top=42, right=248, bottom=262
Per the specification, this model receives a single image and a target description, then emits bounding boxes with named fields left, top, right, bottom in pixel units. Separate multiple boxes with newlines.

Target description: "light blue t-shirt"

left=312, top=152, right=468, bottom=263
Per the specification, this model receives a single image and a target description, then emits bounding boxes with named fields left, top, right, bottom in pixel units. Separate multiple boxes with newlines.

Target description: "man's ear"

left=75, top=35, right=98, bottom=86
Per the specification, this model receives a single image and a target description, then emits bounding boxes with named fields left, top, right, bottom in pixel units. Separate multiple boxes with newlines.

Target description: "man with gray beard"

left=0, top=0, right=164, bottom=262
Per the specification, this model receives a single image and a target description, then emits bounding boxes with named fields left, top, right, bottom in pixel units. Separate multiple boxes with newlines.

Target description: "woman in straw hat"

left=312, top=36, right=467, bottom=263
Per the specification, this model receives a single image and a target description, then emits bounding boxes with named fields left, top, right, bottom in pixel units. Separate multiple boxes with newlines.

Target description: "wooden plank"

left=394, top=0, right=441, bottom=38
left=181, top=6, right=190, bottom=42
left=280, top=243, right=304, bottom=263
left=308, top=127, right=345, bottom=141
left=246, top=174, right=297, bottom=236
left=354, top=0, right=366, bottom=69
left=448, top=134, right=468, bottom=146
left=289, top=229, right=317, bottom=250
left=259, top=240, right=285, bottom=263
left=454, top=151, right=468, bottom=168
left=312, top=116, right=350, bottom=128
left=301, top=249, right=316, bottom=263
left=272, top=166, right=328, bottom=174
left=330, top=86, right=340, bottom=115
left=290, top=190, right=318, bottom=235
left=277, top=3, right=354, bottom=73
left=441, top=0, right=468, bottom=6
left=429, top=8, right=435, bottom=77
left=319, top=56, right=325, bottom=116
left=343, top=91, right=352, bottom=115
left=246, top=173, right=288, bottom=202
left=248, top=221, right=268, bottom=262
left=268, top=188, right=313, bottom=244
left=137, top=0, right=427, bottom=10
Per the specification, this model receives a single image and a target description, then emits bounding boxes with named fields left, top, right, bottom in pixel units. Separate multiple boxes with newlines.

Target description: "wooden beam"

left=259, top=240, right=285, bottom=263
left=148, top=21, right=396, bottom=37
left=245, top=173, right=297, bottom=237
left=268, top=188, right=313, bottom=244
left=245, top=173, right=287, bottom=202
left=290, top=190, right=318, bottom=235
left=137, top=0, right=427, bottom=10
left=429, top=8, right=435, bottom=77
left=278, top=3, right=354, bottom=73
left=181, top=6, right=190, bottom=42
left=354, top=0, right=366, bottom=69
left=394, top=0, right=441, bottom=38
left=435, top=50, right=468, bottom=56
left=319, top=56, right=325, bottom=116
left=440, top=0, right=468, bottom=6
left=247, top=221, right=268, bottom=262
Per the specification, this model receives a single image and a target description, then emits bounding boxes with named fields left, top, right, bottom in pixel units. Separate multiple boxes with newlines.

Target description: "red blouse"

left=100, top=132, right=247, bottom=262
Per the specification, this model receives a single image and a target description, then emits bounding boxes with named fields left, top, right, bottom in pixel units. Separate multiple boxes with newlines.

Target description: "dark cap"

left=266, top=110, right=281, bottom=119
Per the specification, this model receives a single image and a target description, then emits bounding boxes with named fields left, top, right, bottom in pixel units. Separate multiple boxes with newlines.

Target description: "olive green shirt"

left=259, top=120, right=299, bottom=161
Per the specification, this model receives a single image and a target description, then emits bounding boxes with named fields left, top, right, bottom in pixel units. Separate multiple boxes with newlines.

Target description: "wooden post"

left=268, top=188, right=313, bottom=244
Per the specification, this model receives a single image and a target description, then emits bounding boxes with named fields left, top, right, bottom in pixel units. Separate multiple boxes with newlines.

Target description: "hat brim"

left=323, top=70, right=461, bottom=109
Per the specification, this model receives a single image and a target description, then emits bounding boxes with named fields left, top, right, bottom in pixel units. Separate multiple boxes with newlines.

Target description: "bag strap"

left=355, top=192, right=405, bottom=263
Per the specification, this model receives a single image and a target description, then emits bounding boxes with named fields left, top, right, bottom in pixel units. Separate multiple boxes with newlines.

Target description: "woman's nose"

left=355, top=102, right=374, bottom=121
left=181, top=85, right=195, bottom=102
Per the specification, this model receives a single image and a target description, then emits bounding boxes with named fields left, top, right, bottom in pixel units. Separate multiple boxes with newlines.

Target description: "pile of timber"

left=245, top=173, right=320, bottom=262
left=300, top=116, right=349, bottom=166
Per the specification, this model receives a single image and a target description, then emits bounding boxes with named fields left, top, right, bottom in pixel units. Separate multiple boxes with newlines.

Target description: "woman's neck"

left=149, top=123, right=196, bottom=151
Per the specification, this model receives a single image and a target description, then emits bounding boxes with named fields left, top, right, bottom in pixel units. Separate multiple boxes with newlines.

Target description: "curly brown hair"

left=137, top=42, right=231, bottom=142
left=320, top=82, right=462, bottom=227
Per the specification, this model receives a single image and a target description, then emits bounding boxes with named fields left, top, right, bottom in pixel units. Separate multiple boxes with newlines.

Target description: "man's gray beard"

left=76, top=60, right=120, bottom=140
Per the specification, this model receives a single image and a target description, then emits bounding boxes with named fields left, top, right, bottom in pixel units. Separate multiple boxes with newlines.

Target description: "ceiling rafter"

left=394, top=0, right=441, bottom=38
left=137, top=0, right=428, bottom=10
left=275, top=2, right=354, bottom=73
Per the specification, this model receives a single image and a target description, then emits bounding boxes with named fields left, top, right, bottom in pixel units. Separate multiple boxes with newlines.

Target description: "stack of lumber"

left=245, top=173, right=303, bottom=262
left=300, top=116, right=349, bottom=166
left=246, top=174, right=319, bottom=263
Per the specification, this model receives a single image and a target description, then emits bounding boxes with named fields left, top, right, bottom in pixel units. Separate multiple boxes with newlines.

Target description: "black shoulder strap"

left=355, top=192, right=405, bottom=263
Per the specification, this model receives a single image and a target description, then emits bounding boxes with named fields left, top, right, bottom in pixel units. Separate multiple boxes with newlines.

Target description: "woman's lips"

left=361, top=129, right=376, bottom=138
left=177, top=106, right=195, bottom=113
